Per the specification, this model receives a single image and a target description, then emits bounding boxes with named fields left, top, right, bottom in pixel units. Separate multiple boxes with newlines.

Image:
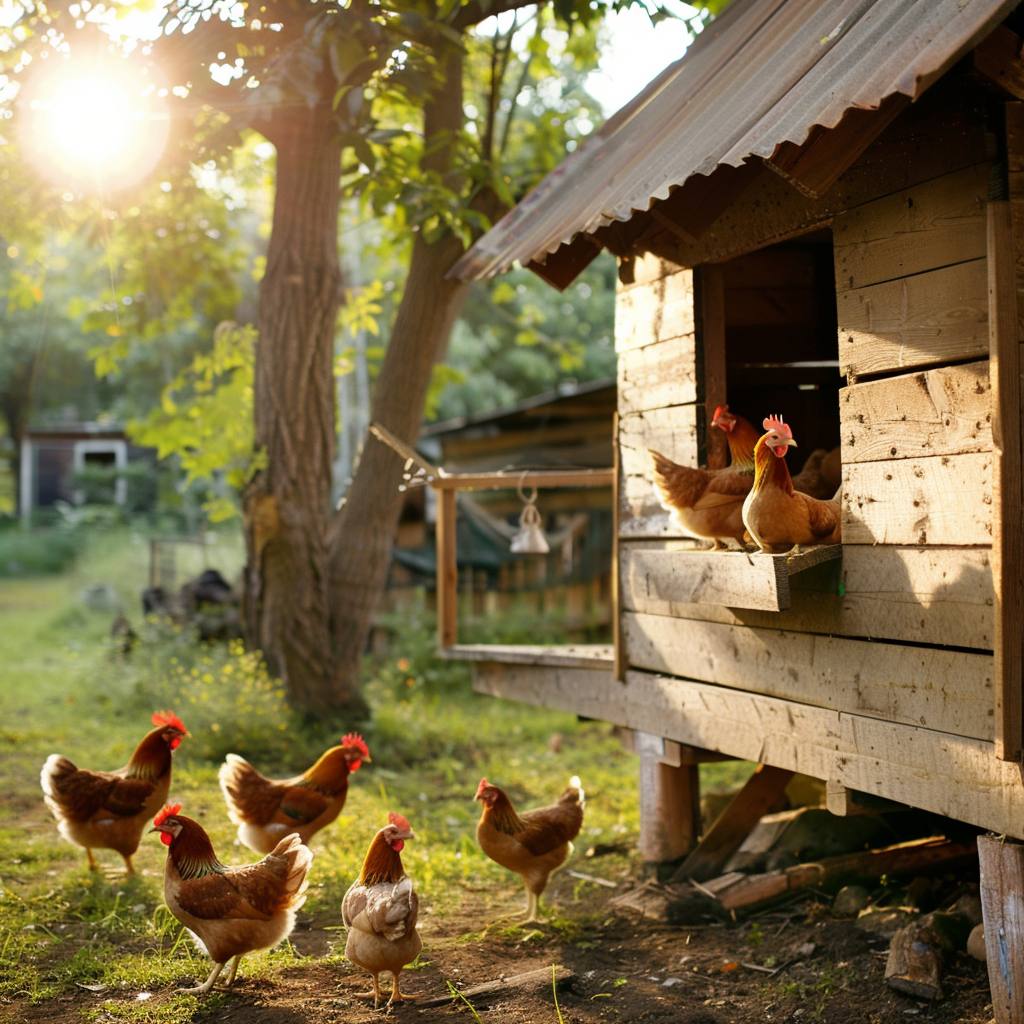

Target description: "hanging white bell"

left=510, top=499, right=549, bottom=554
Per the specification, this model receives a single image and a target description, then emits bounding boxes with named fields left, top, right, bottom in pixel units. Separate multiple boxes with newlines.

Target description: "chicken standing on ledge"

left=40, top=710, right=187, bottom=874
left=475, top=776, right=584, bottom=923
left=649, top=404, right=760, bottom=548
left=342, top=812, right=422, bottom=1008
left=219, top=734, right=370, bottom=854
left=742, top=415, right=842, bottom=554
left=152, top=804, right=312, bottom=995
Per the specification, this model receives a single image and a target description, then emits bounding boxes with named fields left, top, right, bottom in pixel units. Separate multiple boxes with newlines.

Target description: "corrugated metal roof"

left=451, top=0, right=1015, bottom=282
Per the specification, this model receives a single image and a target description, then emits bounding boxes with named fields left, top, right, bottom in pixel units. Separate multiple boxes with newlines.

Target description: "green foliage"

left=130, top=323, right=264, bottom=523
left=0, top=525, right=84, bottom=577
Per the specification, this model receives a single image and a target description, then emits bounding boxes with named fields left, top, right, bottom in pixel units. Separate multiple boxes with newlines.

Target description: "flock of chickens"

left=649, top=406, right=843, bottom=553
left=40, top=711, right=585, bottom=1006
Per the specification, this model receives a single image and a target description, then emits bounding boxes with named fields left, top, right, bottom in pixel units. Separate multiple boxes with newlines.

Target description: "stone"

left=832, top=885, right=870, bottom=917
left=966, top=923, right=987, bottom=962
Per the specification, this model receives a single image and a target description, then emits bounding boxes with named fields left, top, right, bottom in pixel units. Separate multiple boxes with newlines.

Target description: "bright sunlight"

left=20, top=59, right=169, bottom=191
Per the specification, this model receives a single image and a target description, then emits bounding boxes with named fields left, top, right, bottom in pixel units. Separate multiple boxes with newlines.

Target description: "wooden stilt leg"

left=670, top=763, right=794, bottom=883
left=979, top=835, right=1024, bottom=1024
left=637, top=732, right=702, bottom=864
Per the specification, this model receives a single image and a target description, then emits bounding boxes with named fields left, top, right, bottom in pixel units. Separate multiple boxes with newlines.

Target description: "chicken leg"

left=352, top=973, right=383, bottom=1008
left=388, top=969, right=416, bottom=1005
left=179, top=961, right=226, bottom=995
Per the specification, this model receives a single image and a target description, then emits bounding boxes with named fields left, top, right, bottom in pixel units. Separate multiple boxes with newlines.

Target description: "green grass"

left=0, top=526, right=745, bottom=1021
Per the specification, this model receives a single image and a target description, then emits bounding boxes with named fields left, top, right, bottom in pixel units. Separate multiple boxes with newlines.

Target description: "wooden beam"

left=988, top=199, right=1024, bottom=762
left=837, top=258, right=989, bottom=379
left=669, top=764, right=794, bottom=883
left=839, top=361, right=992, bottom=463
left=636, top=731, right=701, bottom=863
left=974, top=24, right=1024, bottom=100
left=431, top=468, right=614, bottom=491
left=445, top=643, right=612, bottom=669
left=978, top=834, right=1024, bottom=1024
left=369, top=422, right=442, bottom=479
left=842, top=451, right=993, bottom=546
left=621, top=542, right=994, bottom=651
left=696, top=264, right=728, bottom=470
left=826, top=780, right=907, bottom=818
left=623, top=610, right=995, bottom=741
left=833, top=164, right=990, bottom=292
left=612, top=412, right=627, bottom=683
left=525, top=233, right=603, bottom=291
left=765, top=94, right=910, bottom=199
left=436, top=487, right=458, bottom=650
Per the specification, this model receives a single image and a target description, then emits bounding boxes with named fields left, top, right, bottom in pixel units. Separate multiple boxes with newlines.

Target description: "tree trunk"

left=243, top=99, right=342, bottom=714
left=327, top=42, right=474, bottom=697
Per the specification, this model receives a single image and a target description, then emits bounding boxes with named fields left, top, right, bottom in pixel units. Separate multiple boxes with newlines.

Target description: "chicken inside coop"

left=709, top=231, right=842, bottom=487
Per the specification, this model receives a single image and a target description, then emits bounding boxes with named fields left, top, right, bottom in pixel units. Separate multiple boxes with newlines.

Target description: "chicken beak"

left=397, top=829, right=416, bottom=842
left=362, top=753, right=372, bottom=763
left=785, top=438, right=798, bottom=448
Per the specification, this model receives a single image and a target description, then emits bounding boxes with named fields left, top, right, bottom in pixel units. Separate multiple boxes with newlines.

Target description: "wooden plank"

left=978, top=835, right=1024, bottom=1024
left=436, top=488, right=458, bottom=649
left=621, top=543, right=994, bottom=651
left=833, top=164, right=990, bottom=292
left=764, top=93, right=909, bottom=199
left=615, top=545, right=840, bottom=613
left=837, top=259, right=989, bottom=378
left=612, top=411, right=625, bottom=683
left=973, top=24, right=1024, bottom=100
left=988, top=200, right=1024, bottom=762
left=839, top=360, right=992, bottom=463
left=622, top=611, right=994, bottom=741
left=617, top=334, right=697, bottom=415
left=637, top=731, right=702, bottom=863
left=432, top=468, right=614, bottom=491
left=445, top=643, right=613, bottom=669
left=842, top=451, right=993, bottom=546
left=825, top=781, right=906, bottom=818
left=618, top=404, right=698, bottom=538
left=473, top=664, right=1024, bottom=838
left=670, top=764, right=794, bottom=883
left=614, top=270, right=694, bottom=353
left=697, top=264, right=728, bottom=470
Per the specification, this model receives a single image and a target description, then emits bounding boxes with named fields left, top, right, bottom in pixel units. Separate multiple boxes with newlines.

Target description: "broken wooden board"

left=885, top=910, right=972, bottom=1001
left=607, top=879, right=727, bottom=925
left=619, top=544, right=841, bottom=612
left=670, top=764, right=794, bottom=883
left=420, top=966, right=575, bottom=1009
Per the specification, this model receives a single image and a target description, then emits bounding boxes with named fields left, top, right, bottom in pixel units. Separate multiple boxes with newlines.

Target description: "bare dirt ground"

left=5, top=872, right=993, bottom=1024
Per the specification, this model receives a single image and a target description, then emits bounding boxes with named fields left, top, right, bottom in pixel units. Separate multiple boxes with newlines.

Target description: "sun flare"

left=20, top=60, right=169, bottom=190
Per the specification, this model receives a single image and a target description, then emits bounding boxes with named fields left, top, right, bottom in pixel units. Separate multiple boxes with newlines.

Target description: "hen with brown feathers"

left=742, top=417, right=842, bottom=554
left=40, top=710, right=187, bottom=873
left=475, top=776, right=584, bottom=922
left=152, top=806, right=312, bottom=995
left=648, top=405, right=761, bottom=548
left=219, top=734, right=369, bottom=854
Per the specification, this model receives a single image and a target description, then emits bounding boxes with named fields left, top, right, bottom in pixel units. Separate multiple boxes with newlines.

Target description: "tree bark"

left=326, top=41, right=475, bottom=697
left=243, top=98, right=342, bottom=713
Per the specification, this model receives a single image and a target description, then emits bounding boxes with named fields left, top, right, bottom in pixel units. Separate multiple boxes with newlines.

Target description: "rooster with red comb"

left=741, top=415, right=842, bottom=553
left=219, top=734, right=371, bottom=854
left=40, top=710, right=188, bottom=873
left=342, top=812, right=422, bottom=1007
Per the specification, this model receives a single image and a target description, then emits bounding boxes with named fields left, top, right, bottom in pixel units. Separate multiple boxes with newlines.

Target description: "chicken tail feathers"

left=564, top=774, right=585, bottom=810
left=218, top=753, right=270, bottom=826
left=40, top=754, right=77, bottom=799
left=263, top=833, right=314, bottom=913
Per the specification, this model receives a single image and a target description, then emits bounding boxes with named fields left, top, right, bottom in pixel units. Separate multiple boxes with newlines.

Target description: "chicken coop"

left=441, top=0, right=1024, bottom=1015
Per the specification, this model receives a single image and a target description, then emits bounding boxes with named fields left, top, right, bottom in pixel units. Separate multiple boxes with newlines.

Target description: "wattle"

left=392, top=839, right=405, bottom=852
left=160, top=832, right=173, bottom=846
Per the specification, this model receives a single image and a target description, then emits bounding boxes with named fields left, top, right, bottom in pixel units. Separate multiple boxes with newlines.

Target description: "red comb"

left=762, top=415, right=793, bottom=440
left=154, top=803, right=182, bottom=827
left=152, top=710, right=187, bottom=733
left=388, top=811, right=410, bottom=831
left=341, top=733, right=369, bottom=759
left=713, top=405, right=728, bottom=421
left=475, top=778, right=490, bottom=799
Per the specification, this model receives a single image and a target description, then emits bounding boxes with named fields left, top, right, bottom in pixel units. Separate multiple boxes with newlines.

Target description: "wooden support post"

left=636, top=732, right=701, bottom=864
left=696, top=264, right=728, bottom=470
left=978, top=835, right=1024, bottom=1024
left=988, top=197, right=1024, bottom=761
left=826, top=779, right=907, bottom=817
left=670, top=763, right=794, bottom=883
left=612, top=412, right=627, bottom=683
left=436, top=488, right=458, bottom=650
